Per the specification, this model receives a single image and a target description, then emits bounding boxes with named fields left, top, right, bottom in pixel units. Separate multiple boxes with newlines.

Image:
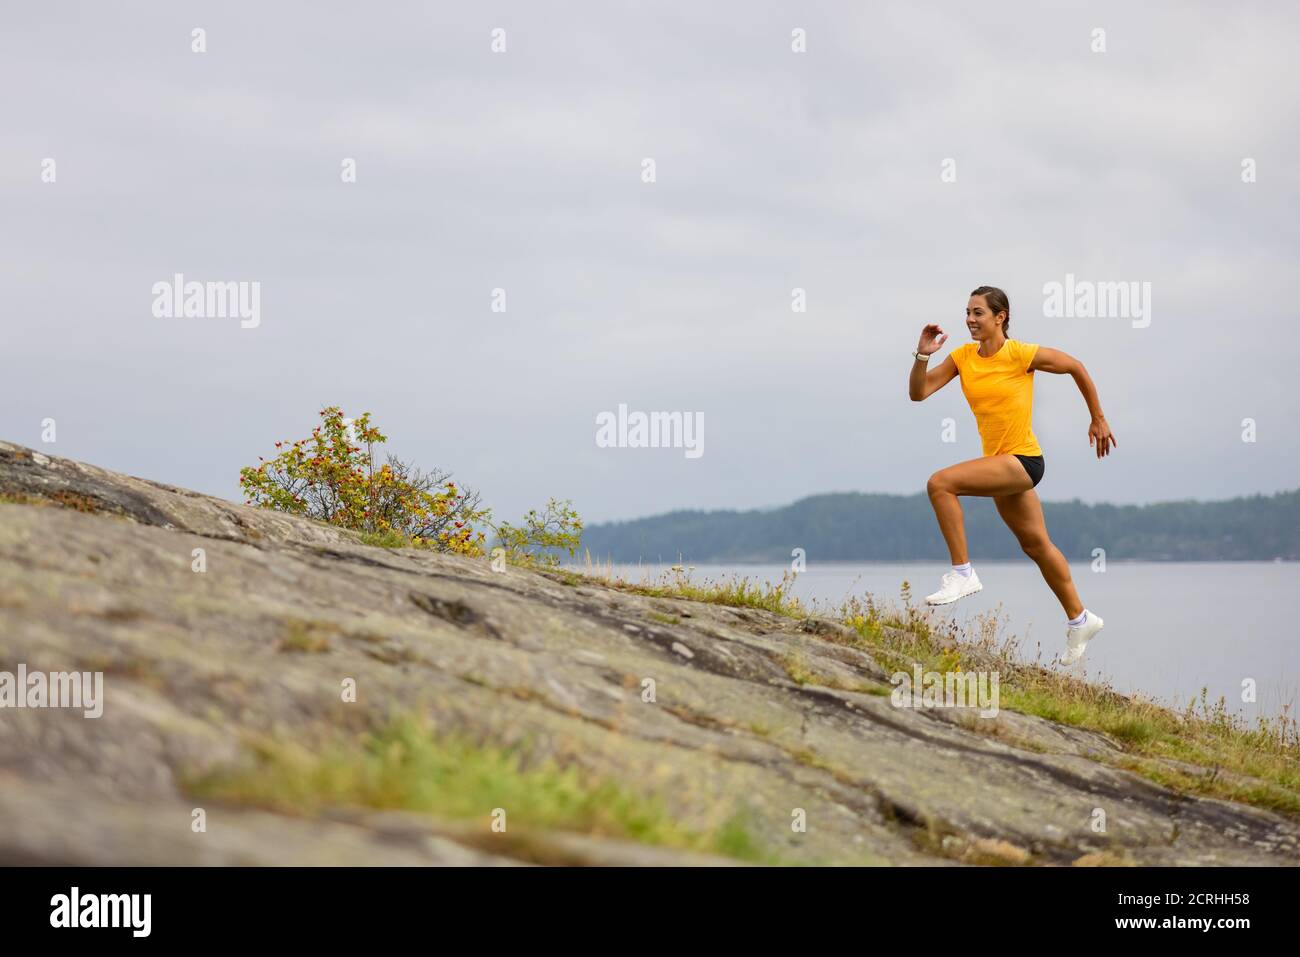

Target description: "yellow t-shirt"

left=949, top=339, right=1042, bottom=457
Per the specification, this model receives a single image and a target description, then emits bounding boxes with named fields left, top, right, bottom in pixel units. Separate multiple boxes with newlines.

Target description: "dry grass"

left=557, top=561, right=1300, bottom=817
left=835, top=586, right=1300, bottom=815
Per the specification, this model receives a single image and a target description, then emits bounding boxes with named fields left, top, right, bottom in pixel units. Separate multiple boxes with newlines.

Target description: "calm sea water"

left=590, top=560, right=1299, bottom=720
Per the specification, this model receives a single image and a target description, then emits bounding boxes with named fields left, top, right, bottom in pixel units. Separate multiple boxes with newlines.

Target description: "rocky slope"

left=0, top=440, right=1296, bottom=865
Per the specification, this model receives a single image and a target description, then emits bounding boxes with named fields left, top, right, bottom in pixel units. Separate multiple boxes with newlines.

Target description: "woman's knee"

left=1019, top=535, right=1051, bottom=559
left=926, top=471, right=950, bottom=498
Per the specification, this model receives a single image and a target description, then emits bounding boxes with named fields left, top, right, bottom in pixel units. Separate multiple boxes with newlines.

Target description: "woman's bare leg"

left=993, top=488, right=1083, bottom=618
left=927, top=455, right=1033, bottom=564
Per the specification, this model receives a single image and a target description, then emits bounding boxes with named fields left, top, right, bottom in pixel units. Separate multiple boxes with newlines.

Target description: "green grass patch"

left=836, top=586, right=1300, bottom=816
left=780, top=653, right=815, bottom=686
left=186, top=717, right=772, bottom=862
left=563, top=558, right=807, bottom=619
left=551, top=564, right=1299, bottom=818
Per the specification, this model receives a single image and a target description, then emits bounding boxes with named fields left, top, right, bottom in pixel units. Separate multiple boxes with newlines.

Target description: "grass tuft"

left=186, top=717, right=772, bottom=862
left=835, top=586, right=1300, bottom=815
left=556, top=563, right=1299, bottom=817
left=561, top=553, right=807, bottom=618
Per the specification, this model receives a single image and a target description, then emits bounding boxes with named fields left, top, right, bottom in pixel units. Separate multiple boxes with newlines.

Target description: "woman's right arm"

left=909, top=324, right=958, bottom=401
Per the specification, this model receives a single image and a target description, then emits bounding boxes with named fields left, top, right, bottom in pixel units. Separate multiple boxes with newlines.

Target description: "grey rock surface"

left=1, top=440, right=1297, bottom=865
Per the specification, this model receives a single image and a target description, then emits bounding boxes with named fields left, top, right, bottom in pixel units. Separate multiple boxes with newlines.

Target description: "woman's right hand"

left=917, top=324, right=948, bottom=356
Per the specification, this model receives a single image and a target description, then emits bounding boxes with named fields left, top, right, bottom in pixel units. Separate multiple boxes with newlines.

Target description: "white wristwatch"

left=912, top=350, right=931, bottom=362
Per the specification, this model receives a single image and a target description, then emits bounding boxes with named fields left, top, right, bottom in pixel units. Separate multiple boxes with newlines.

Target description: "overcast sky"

left=3, top=1, right=1297, bottom=524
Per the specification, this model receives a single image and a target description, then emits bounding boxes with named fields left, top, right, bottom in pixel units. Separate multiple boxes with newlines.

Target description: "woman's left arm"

left=1029, top=347, right=1117, bottom=458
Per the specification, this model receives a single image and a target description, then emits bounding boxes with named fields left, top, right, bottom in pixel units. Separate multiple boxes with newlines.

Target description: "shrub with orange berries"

left=239, top=406, right=488, bottom=555
left=239, top=406, right=581, bottom=564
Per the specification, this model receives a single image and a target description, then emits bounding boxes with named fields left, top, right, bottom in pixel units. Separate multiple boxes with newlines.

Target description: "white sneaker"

left=924, top=569, right=983, bottom=605
left=1059, top=610, right=1104, bottom=665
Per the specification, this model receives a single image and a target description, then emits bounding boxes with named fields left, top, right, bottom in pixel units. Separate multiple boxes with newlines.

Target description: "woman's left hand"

left=1089, top=417, right=1116, bottom=458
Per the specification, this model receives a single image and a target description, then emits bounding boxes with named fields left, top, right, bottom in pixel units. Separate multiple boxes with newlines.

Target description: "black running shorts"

left=1014, top=454, right=1045, bottom=488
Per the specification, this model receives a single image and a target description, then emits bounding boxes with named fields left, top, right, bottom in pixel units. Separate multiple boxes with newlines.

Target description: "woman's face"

left=965, top=295, right=1005, bottom=340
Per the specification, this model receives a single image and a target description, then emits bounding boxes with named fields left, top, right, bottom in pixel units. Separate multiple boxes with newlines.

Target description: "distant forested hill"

left=580, top=489, right=1300, bottom=563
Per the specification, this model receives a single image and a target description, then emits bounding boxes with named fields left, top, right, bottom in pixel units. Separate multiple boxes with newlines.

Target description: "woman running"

left=908, top=286, right=1116, bottom=665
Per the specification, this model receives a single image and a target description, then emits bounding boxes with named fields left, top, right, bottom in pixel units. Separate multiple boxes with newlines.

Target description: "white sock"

left=1067, top=609, right=1087, bottom=627
left=952, top=562, right=973, bottom=578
